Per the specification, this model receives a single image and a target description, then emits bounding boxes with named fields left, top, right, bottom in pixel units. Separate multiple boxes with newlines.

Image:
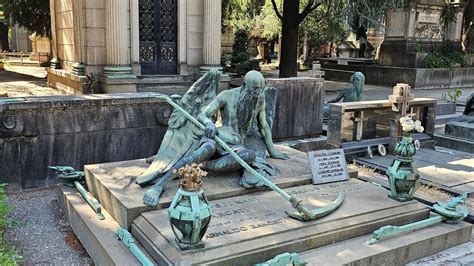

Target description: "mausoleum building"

left=47, top=0, right=222, bottom=94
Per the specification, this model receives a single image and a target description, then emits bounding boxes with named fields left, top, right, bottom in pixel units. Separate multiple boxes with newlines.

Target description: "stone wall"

left=54, top=0, right=77, bottom=70
left=322, top=64, right=474, bottom=90
left=0, top=84, right=324, bottom=189
left=0, top=94, right=168, bottom=190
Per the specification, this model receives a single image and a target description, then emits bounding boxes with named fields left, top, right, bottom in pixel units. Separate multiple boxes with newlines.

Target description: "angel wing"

left=137, top=69, right=221, bottom=186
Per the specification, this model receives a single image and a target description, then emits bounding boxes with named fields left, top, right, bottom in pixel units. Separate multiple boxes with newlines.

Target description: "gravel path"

left=0, top=66, right=61, bottom=97
left=6, top=186, right=93, bottom=265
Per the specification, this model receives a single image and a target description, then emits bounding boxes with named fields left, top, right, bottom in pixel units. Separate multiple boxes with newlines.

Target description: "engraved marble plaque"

left=418, top=12, right=440, bottom=24
left=308, top=149, right=349, bottom=184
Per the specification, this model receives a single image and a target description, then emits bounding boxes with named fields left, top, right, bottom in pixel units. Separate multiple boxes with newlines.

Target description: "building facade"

left=48, top=0, right=222, bottom=94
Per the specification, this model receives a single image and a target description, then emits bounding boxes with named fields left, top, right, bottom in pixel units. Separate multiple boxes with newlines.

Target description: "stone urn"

left=168, top=164, right=211, bottom=250
left=387, top=135, right=420, bottom=202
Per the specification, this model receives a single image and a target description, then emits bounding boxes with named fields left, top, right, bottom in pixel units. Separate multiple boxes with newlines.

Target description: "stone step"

left=434, top=133, right=474, bottom=154
left=131, top=180, right=431, bottom=265
left=436, top=113, right=462, bottom=124
left=136, top=75, right=194, bottom=95
left=56, top=186, right=153, bottom=266
left=84, top=145, right=358, bottom=229
left=299, top=218, right=472, bottom=265
left=435, top=102, right=457, bottom=116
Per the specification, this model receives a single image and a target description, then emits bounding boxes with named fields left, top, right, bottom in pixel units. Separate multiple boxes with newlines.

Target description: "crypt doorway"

left=139, top=0, right=178, bottom=75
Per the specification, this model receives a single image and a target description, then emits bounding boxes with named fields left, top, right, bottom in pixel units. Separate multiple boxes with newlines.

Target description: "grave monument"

left=322, top=0, right=474, bottom=90
left=55, top=72, right=471, bottom=265
left=445, top=93, right=474, bottom=140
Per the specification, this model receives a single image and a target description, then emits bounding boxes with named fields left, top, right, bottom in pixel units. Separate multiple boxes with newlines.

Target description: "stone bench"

left=326, top=98, right=437, bottom=153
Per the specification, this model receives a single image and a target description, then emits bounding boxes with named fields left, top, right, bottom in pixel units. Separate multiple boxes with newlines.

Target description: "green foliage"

left=0, top=184, right=21, bottom=265
left=231, top=30, right=251, bottom=63
left=3, top=0, right=51, bottom=37
left=442, top=88, right=463, bottom=103
left=224, top=30, right=261, bottom=75
left=250, top=0, right=281, bottom=40
left=425, top=52, right=464, bottom=68
left=222, top=0, right=262, bottom=31
left=442, top=0, right=457, bottom=28
left=236, top=59, right=261, bottom=75
left=300, top=4, right=349, bottom=48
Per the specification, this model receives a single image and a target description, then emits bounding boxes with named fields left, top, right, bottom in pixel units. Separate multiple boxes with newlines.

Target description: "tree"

left=270, top=0, right=406, bottom=77
left=3, top=0, right=50, bottom=37
left=464, top=0, right=474, bottom=53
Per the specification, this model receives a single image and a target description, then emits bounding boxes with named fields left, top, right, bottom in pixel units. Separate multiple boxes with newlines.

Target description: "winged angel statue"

left=137, top=69, right=289, bottom=207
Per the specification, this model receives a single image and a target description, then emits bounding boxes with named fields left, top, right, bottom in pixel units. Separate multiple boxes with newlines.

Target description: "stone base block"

left=445, top=121, right=474, bottom=140
left=434, top=133, right=474, bottom=153
left=85, top=145, right=358, bottom=228
left=99, top=76, right=138, bottom=93
left=300, top=218, right=472, bottom=265
left=56, top=185, right=153, bottom=266
left=131, top=180, right=430, bottom=265
left=47, top=68, right=89, bottom=94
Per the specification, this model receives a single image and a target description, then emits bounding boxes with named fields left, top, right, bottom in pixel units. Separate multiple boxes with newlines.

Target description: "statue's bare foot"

left=143, top=186, right=163, bottom=207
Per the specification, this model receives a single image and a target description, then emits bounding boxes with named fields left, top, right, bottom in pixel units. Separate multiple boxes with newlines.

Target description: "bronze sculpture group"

left=138, top=70, right=289, bottom=207
left=323, top=71, right=365, bottom=121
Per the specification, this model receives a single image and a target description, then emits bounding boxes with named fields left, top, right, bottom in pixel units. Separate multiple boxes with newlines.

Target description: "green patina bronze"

left=168, top=188, right=211, bottom=250
left=138, top=70, right=287, bottom=208
left=0, top=97, right=27, bottom=104
left=323, top=72, right=365, bottom=120
left=114, top=228, right=154, bottom=266
left=149, top=89, right=344, bottom=222
left=387, top=135, right=420, bottom=202
left=255, top=252, right=307, bottom=266
left=366, top=193, right=468, bottom=245
left=49, top=166, right=104, bottom=220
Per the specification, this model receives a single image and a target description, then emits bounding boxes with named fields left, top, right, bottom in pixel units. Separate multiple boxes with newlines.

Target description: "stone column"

left=49, top=0, right=60, bottom=69
left=104, top=0, right=134, bottom=78
left=200, top=0, right=222, bottom=72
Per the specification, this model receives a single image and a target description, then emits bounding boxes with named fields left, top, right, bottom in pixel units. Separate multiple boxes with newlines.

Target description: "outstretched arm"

left=258, top=100, right=289, bottom=160
left=326, top=91, right=344, bottom=103
left=197, top=91, right=225, bottom=138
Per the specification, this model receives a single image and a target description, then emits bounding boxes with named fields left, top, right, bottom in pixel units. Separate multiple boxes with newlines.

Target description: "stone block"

left=187, top=47, right=203, bottom=65
left=187, top=0, right=203, bottom=16
left=132, top=180, right=429, bottom=265
left=57, top=185, right=151, bottom=266
left=57, top=28, right=75, bottom=45
left=85, top=27, right=106, bottom=47
left=84, top=0, right=104, bottom=9
left=436, top=102, right=457, bottom=116
left=434, top=133, right=474, bottom=154
left=85, top=145, right=346, bottom=229
left=187, top=31, right=203, bottom=48
left=56, top=10, right=74, bottom=29
left=266, top=77, right=324, bottom=140
left=445, top=121, right=474, bottom=140
left=58, top=45, right=76, bottom=62
left=187, top=15, right=204, bottom=33
left=86, top=47, right=107, bottom=65
left=55, top=0, right=73, bottom=12
left=300, top=219, right=472, bottom=265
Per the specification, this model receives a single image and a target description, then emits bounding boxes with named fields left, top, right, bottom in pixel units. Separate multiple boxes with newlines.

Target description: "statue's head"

left=243, top=70, right=265, bottom=94
left=238, top=71, right=265, bottom=136
left=351, top=72, right=365, bottom=97
left=351, top=72, right=365, bottom=87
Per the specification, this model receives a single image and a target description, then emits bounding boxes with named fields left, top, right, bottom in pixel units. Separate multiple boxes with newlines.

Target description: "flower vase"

left=168, top=188, right=211, bottom=250
left=386, top=135, right=420, bottom=202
